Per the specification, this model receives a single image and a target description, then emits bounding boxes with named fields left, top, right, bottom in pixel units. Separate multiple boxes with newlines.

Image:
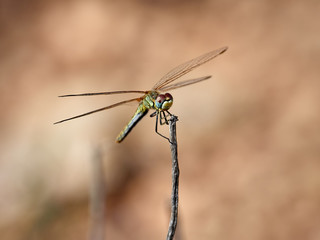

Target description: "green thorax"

left=142, top=91, right=159, bottom=110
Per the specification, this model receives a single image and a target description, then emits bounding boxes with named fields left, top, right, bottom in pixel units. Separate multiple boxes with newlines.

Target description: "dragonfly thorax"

left=155, top=93, right=173, bottom=111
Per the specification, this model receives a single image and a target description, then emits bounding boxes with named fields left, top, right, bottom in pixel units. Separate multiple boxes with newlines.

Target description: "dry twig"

left=166, top=115, right=179, bottom=240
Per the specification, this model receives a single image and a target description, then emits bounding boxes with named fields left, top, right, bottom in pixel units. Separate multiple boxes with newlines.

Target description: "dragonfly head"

left=155, top=93, right=173, bottom=111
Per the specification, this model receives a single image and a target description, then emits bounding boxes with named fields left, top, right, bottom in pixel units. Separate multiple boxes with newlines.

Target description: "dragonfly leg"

left=150, top=111, right=157, bottom=118
left=159, top=111, right=164, bottom=125
left=162, top=111, right=173, bottom=125
left=160, top=111, right=167, bottom=125
left=164, top=111, right=170, bottom=125
left=155, top=112, right=171, bottom=142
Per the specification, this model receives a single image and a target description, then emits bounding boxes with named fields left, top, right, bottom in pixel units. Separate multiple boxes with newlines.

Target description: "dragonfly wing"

left=54, top=97, right=141, bottom=124
left=152, top=46, right=228, bottom=90
left=158, top=75, right=211, bottom=92
left=59, top=90, right=147, bottom=97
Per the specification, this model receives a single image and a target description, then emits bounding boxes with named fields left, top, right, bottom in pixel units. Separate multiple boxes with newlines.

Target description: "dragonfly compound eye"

left=155, top=94, right=165, bottom=109
left=162, top=93, right=173, bottom=110
left=155, top=93, right=173, bottom=110
left=164, top=93, right=173, bottom=100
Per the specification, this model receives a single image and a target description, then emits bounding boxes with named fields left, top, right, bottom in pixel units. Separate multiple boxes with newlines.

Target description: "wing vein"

left=54, top=97, right=141, bottom=124
left=59, top=90, right=147, bottom=97
left=152, top=46, right=228, bottom=90
left=159, top=76, right=211, bottom=91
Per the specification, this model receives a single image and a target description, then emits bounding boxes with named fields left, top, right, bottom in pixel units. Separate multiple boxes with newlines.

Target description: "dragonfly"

left=54, top=46, right=228, bottom=143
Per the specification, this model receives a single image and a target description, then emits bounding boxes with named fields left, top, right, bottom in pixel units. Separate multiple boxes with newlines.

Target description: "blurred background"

left=1, top=0, right=320, bottom=239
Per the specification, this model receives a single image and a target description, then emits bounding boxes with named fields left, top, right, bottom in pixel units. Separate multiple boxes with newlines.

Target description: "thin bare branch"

left=166, top=115, right=179, bottom=240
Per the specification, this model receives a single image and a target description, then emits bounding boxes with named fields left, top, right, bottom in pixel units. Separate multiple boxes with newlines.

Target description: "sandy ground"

left=0, top=0, right=320, bottom=239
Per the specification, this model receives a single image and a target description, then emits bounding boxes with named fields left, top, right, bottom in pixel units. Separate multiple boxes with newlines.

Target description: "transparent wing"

left=54, top=97, right=141, bottom=124
left=158, top=75, right=211, bottom=91
left=59, top=90, right=147, bottom=97
left=152, top=46, right=228, bottom=90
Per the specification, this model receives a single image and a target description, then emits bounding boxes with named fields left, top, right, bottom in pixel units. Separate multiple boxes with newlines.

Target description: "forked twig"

left=166, top=115, right=179, bottom=240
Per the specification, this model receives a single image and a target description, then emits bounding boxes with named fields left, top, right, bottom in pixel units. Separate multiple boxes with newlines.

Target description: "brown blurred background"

left=1, top=0, right=320, bottom=239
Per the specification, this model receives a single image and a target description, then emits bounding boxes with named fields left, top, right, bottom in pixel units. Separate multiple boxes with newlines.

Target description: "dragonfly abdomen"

left=116, top=103, right=149, bottom=143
